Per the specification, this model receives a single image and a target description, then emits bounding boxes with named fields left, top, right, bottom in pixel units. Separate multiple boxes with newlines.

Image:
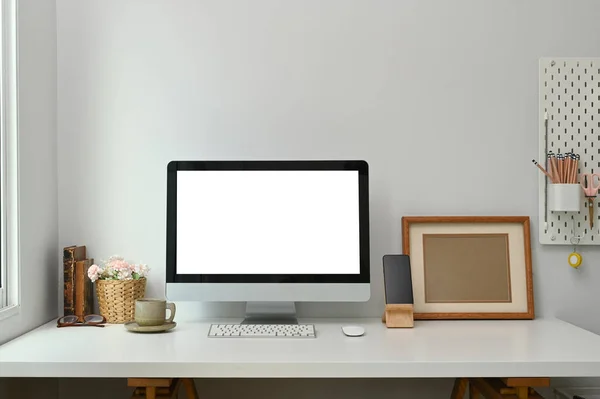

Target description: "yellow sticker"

left=568, top=252, right=582, bottom=268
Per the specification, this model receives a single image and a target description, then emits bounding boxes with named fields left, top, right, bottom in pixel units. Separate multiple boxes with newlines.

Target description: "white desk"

left=2, top=317, right=600, bottom=379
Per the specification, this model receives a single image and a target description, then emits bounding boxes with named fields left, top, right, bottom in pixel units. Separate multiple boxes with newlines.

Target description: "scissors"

left=580, top=173, right=600, bottom=228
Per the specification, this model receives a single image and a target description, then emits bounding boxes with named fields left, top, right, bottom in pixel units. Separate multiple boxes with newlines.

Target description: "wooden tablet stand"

left=382, top=304, right=414, bottom=328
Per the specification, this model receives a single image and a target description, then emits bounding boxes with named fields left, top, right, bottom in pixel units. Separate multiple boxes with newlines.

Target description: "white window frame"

left=0, top=0, right=19, bottom=320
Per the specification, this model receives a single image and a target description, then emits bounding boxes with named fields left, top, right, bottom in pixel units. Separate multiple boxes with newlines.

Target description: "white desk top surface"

left=2, top=317, right=600, bottom=378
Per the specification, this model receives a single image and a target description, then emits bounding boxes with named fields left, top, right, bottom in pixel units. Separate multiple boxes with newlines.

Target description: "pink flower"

left=89, top=255, right=150, bottom=281
left=88, top=264, right=100, bottom=282
left=109, top=259, right=130, bottom=271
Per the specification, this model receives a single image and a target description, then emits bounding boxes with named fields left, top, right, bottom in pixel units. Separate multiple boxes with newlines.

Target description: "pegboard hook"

left=570, top=221, right=585, bottom=246
left=569, top=230, right=583, bottom=269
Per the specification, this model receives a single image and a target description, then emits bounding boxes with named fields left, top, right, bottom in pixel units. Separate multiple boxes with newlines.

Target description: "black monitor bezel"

left=166, top=160, right=370, bottom=284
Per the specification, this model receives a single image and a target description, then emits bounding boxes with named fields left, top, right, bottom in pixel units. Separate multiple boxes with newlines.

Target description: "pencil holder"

left=549, top=184, right=582, bottom=212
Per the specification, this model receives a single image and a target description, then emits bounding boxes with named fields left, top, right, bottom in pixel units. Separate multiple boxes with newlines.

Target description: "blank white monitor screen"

left=176, top=170, right=360, bottom=275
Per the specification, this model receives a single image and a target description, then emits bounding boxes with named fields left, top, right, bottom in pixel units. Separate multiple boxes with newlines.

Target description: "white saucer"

left=124, top=321, right=176, bottom=333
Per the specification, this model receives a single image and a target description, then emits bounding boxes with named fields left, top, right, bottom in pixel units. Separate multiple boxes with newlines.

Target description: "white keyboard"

left=208, top=323, right=316, bottom=338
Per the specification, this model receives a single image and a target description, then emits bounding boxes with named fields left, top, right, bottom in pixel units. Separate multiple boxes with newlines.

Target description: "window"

left=0, top=0, right=18, bottom=317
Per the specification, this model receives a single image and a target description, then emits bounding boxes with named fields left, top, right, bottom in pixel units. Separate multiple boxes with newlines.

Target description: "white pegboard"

left=539, top=58, right=600, bottom=245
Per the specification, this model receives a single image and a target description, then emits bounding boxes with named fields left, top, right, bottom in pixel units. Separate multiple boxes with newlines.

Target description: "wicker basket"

left=96, top=278, right=146, bottom=324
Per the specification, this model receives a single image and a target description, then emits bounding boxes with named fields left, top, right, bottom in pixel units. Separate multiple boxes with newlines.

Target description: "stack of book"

left=63, top=245, right=94, bottom=321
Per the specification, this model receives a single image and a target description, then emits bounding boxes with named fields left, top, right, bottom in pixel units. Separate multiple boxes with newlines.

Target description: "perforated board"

left=539, top=58, right=600, bottom=245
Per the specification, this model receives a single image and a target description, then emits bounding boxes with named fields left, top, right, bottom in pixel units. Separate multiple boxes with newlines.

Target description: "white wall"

left=51, top=0, right=600, bottom=398
left=0, top=0, right=58, bottom=346
left=56, top=0, right=600, bottom=324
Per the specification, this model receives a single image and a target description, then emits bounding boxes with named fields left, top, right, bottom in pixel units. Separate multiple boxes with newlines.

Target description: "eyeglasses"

left=57, top=314, right=106, bottom=328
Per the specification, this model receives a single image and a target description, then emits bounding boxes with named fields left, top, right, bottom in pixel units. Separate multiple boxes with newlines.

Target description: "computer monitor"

left=165, top=160, right=370, bottom=323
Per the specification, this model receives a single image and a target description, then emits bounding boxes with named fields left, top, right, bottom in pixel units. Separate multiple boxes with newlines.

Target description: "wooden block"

left=501, top=378, right=550, bottom=387
left=383, top=304, right=414, bottom=328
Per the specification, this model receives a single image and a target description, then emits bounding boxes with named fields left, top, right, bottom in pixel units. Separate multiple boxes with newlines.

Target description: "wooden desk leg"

left=469, top=382, right=480, bottom=399
left=129, top=378, right=190, bottom=399
left=128, top=377, right=198, bottom=399
left=182, top=378, right=199, bottom=399
left=469, top=378, right=545, bottom=399
left=500, top=386, right=540, bottom=399
left=501, top=377, right=549, bottom=399
left=146, top=386, right=157, bottom=399
left=451, top=378, right=468, bottom=399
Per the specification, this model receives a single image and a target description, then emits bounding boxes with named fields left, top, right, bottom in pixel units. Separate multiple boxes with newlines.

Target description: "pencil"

left=573, top=156, right=576, bottom=183
left=558, top=154, right=564, bottom=183
left=552, top=157, right=559, bottom=182
left=532, top=159, right=554, bottom=183
left=547, top=153, right=555, bottom=183
left=565, top=154, right=572, bottom=183
left=561, top=154, right=566, bottom=183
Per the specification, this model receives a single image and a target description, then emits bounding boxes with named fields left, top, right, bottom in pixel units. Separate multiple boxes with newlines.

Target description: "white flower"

left=87, top=264, right=101, bottom=282
left=135, top=263, right=150, bottom=278
left=117, top=269, right=132, bottom=280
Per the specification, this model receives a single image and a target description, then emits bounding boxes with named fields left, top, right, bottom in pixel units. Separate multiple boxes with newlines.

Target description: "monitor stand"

left=242, top=302, right=298, bottom=324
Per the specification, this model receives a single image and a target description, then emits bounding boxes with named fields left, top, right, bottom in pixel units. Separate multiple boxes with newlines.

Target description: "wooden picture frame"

left=402, top=216, right=534, bottom=320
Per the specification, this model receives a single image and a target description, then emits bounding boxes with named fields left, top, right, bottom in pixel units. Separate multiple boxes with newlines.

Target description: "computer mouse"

left=341, top=325, right=365, bottom=337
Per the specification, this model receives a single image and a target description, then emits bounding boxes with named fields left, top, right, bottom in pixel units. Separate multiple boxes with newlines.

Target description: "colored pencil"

left=532, top=159, right=554, bottom=183
left=544, top=152, right=580, bottom=183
